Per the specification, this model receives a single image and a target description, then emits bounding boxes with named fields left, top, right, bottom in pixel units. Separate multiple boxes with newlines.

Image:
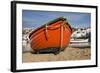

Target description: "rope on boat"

left=60, top=22, right=63, bottom=49
left=60, top=21, right=66, bottom=50
left=45, top=24, right=48, bottom=40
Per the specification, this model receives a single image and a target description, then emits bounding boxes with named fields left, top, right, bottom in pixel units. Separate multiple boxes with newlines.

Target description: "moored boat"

left=28, top=17, right=72, bottom=54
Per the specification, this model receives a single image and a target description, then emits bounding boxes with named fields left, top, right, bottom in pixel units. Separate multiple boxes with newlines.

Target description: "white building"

left=71, top=28, right=91, bottom=39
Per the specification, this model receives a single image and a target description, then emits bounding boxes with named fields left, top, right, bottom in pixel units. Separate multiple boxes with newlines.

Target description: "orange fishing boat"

left=29, top=17, right=72, bottom=55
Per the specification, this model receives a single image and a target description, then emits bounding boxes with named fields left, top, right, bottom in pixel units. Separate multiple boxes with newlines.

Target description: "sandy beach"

left=22, top=47, right=91, bottom=63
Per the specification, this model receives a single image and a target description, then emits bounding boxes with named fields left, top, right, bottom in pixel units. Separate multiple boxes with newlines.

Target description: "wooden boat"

left=29, top=17, right=72, bottom=55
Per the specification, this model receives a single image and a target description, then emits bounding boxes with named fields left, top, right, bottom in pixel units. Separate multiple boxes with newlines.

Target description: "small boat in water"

left=28, top=17, right=72, bottom=55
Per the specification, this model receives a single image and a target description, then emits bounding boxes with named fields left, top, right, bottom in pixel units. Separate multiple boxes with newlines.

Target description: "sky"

left=22, top=10, right=91, bottom=28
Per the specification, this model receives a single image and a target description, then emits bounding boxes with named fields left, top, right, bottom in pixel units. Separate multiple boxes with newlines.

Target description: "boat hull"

left=29, top=17, right=72, bottom=54
left=69, top=39, right=90, bottom=48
